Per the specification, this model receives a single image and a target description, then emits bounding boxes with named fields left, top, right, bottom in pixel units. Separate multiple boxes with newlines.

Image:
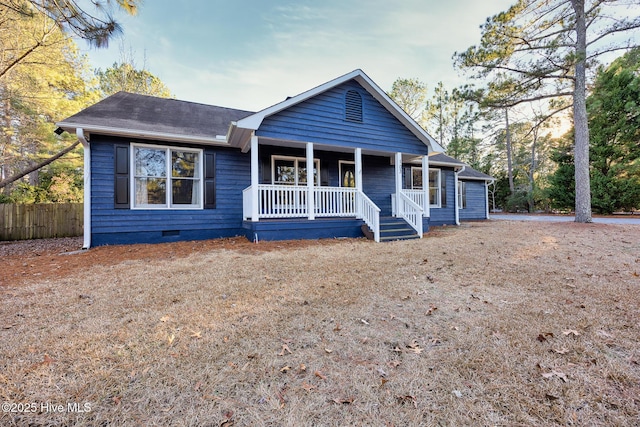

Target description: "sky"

left=81, top=0, right=516, bottom=112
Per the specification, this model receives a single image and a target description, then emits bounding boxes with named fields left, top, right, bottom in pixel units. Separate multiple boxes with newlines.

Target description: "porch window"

left=410, top=167, right=445, bottom=207
left=272, top=156, right=319, bottom=185
left=458, top=181, right=467, bottom=209
left=132, top=143, right=202, bottom=209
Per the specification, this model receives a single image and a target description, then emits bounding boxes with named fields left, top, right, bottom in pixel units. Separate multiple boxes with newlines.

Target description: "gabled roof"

left=56, top=92, right=254, bottom=145
left=228, top=69, right=444, bottom=153
left=459, top=167, right=495, bottom=182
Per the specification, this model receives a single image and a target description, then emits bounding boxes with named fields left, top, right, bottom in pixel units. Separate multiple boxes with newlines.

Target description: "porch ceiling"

left=256, top=136, right=424, bottom=161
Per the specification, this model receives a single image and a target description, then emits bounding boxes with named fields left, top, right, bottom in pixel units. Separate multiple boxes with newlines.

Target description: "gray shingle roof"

left=57, top=92, right=254, bottom=140
left=429, top=153, right=466, bottom=166
left=459, top=166, right=494, bottom=181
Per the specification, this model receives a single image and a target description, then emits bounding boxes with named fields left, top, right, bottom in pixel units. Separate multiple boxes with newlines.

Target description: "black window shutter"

left=204, top=152, right=216, bottom=209
left=114, top=144, right=130, bottom=208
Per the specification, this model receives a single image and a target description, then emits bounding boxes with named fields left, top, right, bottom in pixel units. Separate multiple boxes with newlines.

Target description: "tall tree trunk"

left=505, top=108, right=514, bottom=193
left=529, top=126, right=537, bottom=213
left=571, top=0, right=592, bottom=222
left=0, top=140, right=81, bottom=189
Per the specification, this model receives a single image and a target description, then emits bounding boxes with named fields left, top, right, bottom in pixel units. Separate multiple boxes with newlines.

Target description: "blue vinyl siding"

left=429, top=169, right=457, bottom=226
left=244, top=218, right=365, bottom=241
left=459, top=180, right=488, bottom=220
left=90, top=136, right=250, bottom=246
left=257, top=80, right=429, bottom=156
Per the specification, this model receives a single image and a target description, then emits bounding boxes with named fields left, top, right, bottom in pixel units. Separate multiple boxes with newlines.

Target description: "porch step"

left=362, top=216, right=420, bottom=242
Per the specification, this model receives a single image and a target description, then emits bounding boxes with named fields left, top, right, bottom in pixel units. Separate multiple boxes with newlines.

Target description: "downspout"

left=77, top=128, right=91, bottom=249
left=454, top=165, right=465, bottom=226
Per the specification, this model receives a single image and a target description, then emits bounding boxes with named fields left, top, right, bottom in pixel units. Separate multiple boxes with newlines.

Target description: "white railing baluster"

left=397, top=191, right=423, bottom=237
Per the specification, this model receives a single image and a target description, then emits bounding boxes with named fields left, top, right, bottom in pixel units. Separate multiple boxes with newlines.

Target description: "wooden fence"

left=0, top=203, right=83, bottom=241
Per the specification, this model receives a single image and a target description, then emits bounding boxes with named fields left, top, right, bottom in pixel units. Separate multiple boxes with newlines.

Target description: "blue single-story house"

left=55, top=69, right=493, bottom=248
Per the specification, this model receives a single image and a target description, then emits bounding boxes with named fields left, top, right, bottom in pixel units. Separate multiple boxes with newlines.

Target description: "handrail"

left=357, top=191, right=381, bottom=242
left=397, top=191, right=423, bottom=237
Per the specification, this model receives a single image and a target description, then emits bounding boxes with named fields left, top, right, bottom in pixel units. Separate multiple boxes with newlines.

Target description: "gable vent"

left=345, top=90, right=363, bottom=122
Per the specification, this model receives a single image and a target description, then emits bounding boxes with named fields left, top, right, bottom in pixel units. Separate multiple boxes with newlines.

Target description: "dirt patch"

left=1, top=221, right=639, bottom=426
left=0, top=236, right=348, bottom=288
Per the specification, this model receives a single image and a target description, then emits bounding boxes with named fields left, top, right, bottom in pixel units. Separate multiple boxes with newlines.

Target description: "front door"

left=339, top=161, right=355, bottom=188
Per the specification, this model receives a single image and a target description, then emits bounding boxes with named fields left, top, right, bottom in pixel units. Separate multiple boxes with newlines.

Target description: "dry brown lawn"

left=1, top=221, right=639, bottom=426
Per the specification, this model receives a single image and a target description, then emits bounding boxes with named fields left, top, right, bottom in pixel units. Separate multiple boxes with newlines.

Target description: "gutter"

left=454, top=165, right=466, bottom=226
left=77, top=128, right=91, bottom=249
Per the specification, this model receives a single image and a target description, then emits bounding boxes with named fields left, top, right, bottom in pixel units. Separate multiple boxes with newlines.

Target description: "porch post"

left=250, top=134, right=259, bottom=222
left=355, top=148, right=363, bottom=192
left=395, top=152, right=402, bottom=216
left=355, top=147, right=363, bottom=218
left=306, top=142, right=315, bottom=220
left=422, top=154, right=430, bottom=218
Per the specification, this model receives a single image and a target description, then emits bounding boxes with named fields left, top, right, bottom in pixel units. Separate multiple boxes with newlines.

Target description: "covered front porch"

left=241, top=135, right=431, bottom=242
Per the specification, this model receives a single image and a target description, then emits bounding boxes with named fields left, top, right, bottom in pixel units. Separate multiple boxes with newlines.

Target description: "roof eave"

left=56, top=122, right=230, bottom=146
left=234, top=69, right=445, bottom=153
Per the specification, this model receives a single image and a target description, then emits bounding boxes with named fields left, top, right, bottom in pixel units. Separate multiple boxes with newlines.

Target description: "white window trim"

left=271, top=155, right=320, bottom=185
left=458, top=181, right=467, bottom=210
left=131, top=142, right=204, bottom=210
left=411, top=166, right=441, bottom=208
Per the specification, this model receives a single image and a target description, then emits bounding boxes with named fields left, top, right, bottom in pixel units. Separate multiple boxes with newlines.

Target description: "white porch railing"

left=356, top=191, right=381, bottom=243
left=315, top=186, right=358, bottom=216
left=243, top=185, right=380, bottom=242
left=395, top=191, right=423, bottom=237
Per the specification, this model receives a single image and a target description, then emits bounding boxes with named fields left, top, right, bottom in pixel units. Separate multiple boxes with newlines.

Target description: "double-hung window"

left=132, top=143, right=203, bottom=209
left=410, top=167, right=445, bottom=207
left=272, top=156, right=320, bottom=185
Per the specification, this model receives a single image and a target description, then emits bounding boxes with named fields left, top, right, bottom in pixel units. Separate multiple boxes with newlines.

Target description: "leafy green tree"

left=1, top=0, right=140, bottom=51
left=455, top=0, right=640, bottom=222
left=388, top=78, right=428, bottom=122
left=96, top=61, right=172, bottom=98
left=587, top=48, right=640, bottom=213
left=0, top=6, right=98, bottom=194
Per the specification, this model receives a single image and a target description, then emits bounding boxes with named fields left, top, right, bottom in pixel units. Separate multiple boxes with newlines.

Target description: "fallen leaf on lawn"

left=396, top=395, right=417, bottom=408
left=542, top=371, right=568, bottom=382
left=301, top=382, right=316, bottom=392
left=426, top=305, right=438, bottom=315
left=112, top=396, right=122, bottom=405
left=279, top=344, right=292, bottom=356
left=380, top=378, right=389, bottom=387
left=387, top=360, right=401, bottom=368
left=220, top=410, right=234, bottom=426
left=280, top=365, right=291, bottom=373
left=552, top=348, right=570, bottom=355
left=324, top=348, right=333, bottom=354
left=332, top=396, right=355, bottom=404
left=190, top=330, right=202, bottom=339
left=333, top=322, right=342, bottom=332
left=41, top=354, right=55, bottom=366
left=407, top=341, right=423, bottom=354
left=315, top=370, right=327, bottom=380
left=537, top=332, right=554, bottom=342
left=563, top=330, right=580, bottom=337
left=160, top=315, right=171, bottom=323
left=545, top=393, right=560, bottom=401
left=167, top=334, right=176, bottom=346
left=299, top=363, right=307, bottom=372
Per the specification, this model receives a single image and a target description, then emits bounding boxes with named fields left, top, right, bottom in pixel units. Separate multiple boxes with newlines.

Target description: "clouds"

left=83, top=0, right=515, bottom=110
